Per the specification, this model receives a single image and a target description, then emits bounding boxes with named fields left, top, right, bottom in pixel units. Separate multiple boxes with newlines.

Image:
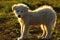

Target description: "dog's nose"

left=18, top=15, right=21, bottom=18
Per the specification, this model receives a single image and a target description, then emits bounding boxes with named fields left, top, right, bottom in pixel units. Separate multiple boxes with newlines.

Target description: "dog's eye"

left=16, top=10, right=19, bottom=12
left=21, top=11, right=23, bottom=13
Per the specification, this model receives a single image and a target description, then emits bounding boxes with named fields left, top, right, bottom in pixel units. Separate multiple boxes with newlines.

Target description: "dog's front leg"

left=18, top=23, right=29, bottom=40
left=17, top=22, right=25, bottom=40
left=22, top=24, right=29, bottom=39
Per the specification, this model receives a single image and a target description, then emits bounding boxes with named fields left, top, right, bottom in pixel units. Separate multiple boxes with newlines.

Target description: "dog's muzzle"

left=18, top=15, right=21, bottom=18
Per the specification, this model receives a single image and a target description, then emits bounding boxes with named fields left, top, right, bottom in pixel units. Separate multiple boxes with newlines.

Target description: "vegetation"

left=0, top=0, right=60, bottom=40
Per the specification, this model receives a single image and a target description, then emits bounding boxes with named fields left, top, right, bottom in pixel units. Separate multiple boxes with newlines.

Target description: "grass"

left=0, top=0, right=60, bottom=40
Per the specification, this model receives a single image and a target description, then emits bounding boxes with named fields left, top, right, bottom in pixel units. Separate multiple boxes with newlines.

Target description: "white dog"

left=12, top=4, right=57, bottom=40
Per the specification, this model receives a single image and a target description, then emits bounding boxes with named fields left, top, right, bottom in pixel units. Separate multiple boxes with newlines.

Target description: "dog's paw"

left=17, top=37, right=29, bottom=40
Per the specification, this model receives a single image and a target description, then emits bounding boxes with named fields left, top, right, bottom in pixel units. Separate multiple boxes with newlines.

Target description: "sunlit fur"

left=12, top=3, right=57, bottom=40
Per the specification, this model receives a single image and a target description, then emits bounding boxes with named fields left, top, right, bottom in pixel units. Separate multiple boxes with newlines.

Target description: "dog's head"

left=12, top=4, right=29, bottom=18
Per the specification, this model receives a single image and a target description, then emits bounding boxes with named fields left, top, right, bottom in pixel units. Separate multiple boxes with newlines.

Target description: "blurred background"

left=0, top=0, right=60, bottom=40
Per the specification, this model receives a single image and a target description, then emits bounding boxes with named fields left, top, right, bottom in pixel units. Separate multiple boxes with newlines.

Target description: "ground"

left=0, top=13, right=60, bottom=40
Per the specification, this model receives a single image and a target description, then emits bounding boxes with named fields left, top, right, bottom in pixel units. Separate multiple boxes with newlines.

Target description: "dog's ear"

left=23, top=6, right=29, bottom=12
left=12, top=4, right=17, bottom=11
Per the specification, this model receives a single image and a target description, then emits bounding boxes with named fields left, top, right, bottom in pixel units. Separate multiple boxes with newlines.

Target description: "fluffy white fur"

left=12, top=3, right=57, bottom=40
